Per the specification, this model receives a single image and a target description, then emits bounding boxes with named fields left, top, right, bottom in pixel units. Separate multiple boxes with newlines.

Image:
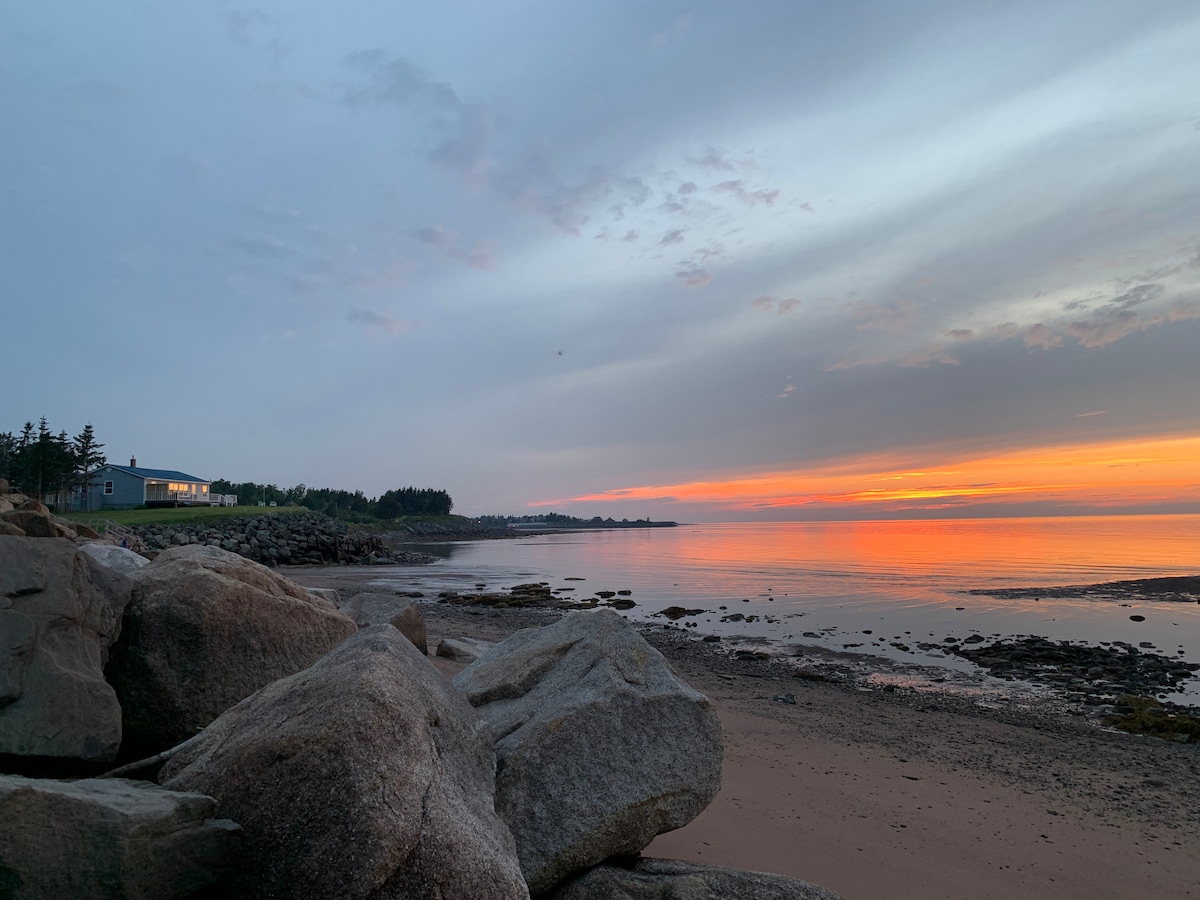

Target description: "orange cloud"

left=536, top=434, right=1200, bottom=513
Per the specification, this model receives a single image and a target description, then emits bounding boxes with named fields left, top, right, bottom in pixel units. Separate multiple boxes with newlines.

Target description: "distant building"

left=86, top=457, right=226, bottom=510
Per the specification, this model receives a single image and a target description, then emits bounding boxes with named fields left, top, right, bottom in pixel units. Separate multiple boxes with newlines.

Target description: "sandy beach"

left=288, top=568, right=1200, bottom=900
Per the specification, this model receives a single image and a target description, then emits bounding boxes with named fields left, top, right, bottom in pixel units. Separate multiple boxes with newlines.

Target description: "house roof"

left=106, top=465, right=210, bottom=484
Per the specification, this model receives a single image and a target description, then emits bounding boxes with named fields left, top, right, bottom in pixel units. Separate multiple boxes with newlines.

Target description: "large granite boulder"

left=0, top=519, right=23, bottom=536
left=105, top=544, right=357, bottom=758
left=339, top=591, right=428, bottom=653
left=0, top=537, right=131, bottom=767
left=454, top=609, right=723, bottom=895
left=0, top=774, right=242, bottom=899
left=0, top=510, right=55, bottom=539
left=161, top=625, right=529, bottom=900
left=548, top=859, right=842, bottom=899
left=78, top=542, right=150, bottom=575
left=0, top=497, right=13, bottom=515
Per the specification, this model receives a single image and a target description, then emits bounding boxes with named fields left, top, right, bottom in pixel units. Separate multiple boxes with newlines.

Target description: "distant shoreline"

left=504, top=520, right=678, bottom=532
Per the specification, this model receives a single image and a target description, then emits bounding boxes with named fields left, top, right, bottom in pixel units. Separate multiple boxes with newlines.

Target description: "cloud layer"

left=3, top=0, right=1198, bottom=518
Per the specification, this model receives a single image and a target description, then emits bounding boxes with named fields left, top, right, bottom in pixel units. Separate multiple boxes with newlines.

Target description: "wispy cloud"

left=344, top=50, right=492, bottom=184
left=713, top=180, right=779, bottom=206
left=345, top=257, right=416, bottom=289
left=690, top=145, right=753, bottom=172
left=228, top=234, right=291, bottom=259
left=676, top=267, right=712, bottom=288
left=412, top=224, right=497, bottom=270
left=346, top=306, right=407, bottom=335
left=752, top=296, right=801, bottom=314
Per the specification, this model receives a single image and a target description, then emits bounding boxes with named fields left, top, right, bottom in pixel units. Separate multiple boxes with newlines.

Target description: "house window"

left=104, top=481, right=114, bottom=495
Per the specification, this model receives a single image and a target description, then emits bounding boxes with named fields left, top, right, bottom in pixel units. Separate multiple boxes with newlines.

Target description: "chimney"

left=130, top=456, right=137, bottom=468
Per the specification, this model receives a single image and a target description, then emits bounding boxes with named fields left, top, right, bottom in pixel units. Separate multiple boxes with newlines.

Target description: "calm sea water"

left=377, top=515, right=1200, bottom=700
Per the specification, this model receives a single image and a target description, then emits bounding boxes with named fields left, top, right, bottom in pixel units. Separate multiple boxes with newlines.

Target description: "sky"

left=2, top=0, right=1199, bottom=521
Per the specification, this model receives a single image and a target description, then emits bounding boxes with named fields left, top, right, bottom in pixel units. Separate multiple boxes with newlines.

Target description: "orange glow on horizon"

left=535, top=434, right=1200, bottom=513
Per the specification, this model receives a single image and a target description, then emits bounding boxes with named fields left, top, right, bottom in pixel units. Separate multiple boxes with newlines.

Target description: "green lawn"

left=64, top=506, right=310, bottom=528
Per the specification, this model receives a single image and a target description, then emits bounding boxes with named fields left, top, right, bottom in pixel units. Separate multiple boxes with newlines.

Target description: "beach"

left=289, top=567, right=1200, bottom=900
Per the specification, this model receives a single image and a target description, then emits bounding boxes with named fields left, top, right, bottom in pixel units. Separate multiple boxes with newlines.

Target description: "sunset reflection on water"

left=395, top=516, right=1200, bottom=696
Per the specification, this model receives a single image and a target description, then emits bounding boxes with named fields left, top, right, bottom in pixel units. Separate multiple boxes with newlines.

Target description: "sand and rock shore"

left=3, top=502, right=1198, bottom=900
left=288, top=567, right=1200, bottom=900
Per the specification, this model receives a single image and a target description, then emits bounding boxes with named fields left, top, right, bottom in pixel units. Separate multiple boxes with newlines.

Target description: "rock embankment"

left=389, top=520, right=511, bottom=541
left=130, top=512, right=433, bottom=567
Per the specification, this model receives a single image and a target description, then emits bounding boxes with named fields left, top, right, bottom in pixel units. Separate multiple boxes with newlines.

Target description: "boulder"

left=52, top=520, right=78, bottom=540
left=105, top=544, right=357, bottom=758
left=454, top=609, right=723, bottom=894
left=547, top=858, right=842, bottom=900
left=161, top=625, right=529, bottom=900
left=0, top=537, right=131, bottom=767
left=436, top=636, right=496, bottom=663
left=72, top=522, right=103, bottom=540
left=78, top=542, right=151, bottom=575
left=18, top=501, right=48, bottom=514
left=0, top=774, right=242, bottom=900
left=305, top=587, right=340, bottom=605
left=0, top=520, right=23, bottom=537
left=0, top=510, right=54, bottom=539
left=339, top=591, right=428, bottom=654
left=0, top=477, right=8, bottom=492
left=0, top=497, right=13, bottom=514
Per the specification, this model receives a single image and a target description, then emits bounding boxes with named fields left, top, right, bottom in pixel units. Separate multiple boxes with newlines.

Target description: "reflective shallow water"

left=373, top=516, right=1200, bottom=702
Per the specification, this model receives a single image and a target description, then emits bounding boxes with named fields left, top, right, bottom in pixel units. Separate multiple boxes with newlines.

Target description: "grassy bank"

left=64, top=506, right=310, bottom=527
left=61, top=508, right=482, bottom=532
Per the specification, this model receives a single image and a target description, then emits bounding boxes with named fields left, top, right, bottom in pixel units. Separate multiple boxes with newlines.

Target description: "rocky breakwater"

left=391, top=519, right=511, bottom=541
left=131, top=511, right=433, bottom=567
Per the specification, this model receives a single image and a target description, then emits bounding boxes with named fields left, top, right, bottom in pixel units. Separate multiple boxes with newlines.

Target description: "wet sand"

left=288, top=568, right=1200, bottom=900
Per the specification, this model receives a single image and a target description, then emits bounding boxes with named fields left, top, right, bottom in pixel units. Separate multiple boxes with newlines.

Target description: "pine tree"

left=73, top=423, right=107, bottom=511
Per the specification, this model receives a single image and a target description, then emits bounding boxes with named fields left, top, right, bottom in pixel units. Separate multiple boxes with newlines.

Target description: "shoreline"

left=328, top=592, right=1200, bottom=900
left=286, top=561, right=1200, bottom=711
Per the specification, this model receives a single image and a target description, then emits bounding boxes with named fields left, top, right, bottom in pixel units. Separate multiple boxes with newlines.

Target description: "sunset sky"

left=3, top=1, right=1198, bottom=520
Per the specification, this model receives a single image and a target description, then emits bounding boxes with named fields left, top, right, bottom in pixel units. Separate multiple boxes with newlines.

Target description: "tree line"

left=0, top=419, right=106, bottom=509
left=0, top=417, right=453, bottom=520
left=209, top=480, right=453, bottom=519
left=477, top=512, right=654, bottom=527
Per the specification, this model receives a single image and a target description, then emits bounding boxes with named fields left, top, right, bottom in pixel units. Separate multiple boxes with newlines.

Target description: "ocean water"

left=377, top=515, right=1200, bottom=700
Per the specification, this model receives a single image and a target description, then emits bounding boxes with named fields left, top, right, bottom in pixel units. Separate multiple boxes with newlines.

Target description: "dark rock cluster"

left=438, top=582, right=637, bottom=611
left=969, top=575, right=1200, bottom=603
left=130, top=512, right=434, bottom=567
left=948, top=636, right=1200, bottom=704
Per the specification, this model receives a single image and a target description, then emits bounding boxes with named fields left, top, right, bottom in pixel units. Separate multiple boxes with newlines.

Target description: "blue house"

left=86, top=457, right=214, bottom=510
